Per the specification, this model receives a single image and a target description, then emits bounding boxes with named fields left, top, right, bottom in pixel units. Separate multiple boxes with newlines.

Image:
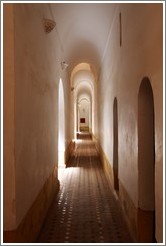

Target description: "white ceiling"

left=50, top=3, right=116, bottom=73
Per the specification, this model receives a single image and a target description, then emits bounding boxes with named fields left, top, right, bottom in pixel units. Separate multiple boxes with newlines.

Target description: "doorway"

left=138, top=77, right=155, bottom=242
left=113, top=98, right=119, bottom=191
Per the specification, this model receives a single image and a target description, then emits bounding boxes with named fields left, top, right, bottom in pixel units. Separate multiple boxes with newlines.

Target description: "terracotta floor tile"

left=37, top=133, right=133, bottom=243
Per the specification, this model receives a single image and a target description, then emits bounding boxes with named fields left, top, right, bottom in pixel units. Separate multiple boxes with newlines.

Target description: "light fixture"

left=43, top=18, right=56, bottom=33
left=61, top=61, right=69, bottom=70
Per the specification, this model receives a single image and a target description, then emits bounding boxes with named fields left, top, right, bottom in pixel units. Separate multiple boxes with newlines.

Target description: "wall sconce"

left=43, top=18, right=56, bottom=33
left=61, top=61, right=69, bottom=70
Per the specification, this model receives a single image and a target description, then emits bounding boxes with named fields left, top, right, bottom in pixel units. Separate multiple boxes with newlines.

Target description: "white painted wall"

left=58, top=79, right=65, bottom=166
left=4, top=3, right=72, bottom=230
left=97, top=3, right=163, bottom=242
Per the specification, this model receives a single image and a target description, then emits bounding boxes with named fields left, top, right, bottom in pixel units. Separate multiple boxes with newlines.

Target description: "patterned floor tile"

left=37, top=133, right=133, bottom=243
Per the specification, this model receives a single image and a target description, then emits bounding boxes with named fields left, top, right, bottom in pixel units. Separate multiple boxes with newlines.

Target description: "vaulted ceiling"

left=50, top=3, right=116, bottom=74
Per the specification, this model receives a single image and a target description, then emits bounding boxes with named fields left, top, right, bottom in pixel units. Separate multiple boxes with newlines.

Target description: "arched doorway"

left=138, top=77, right=155, bottom=242
left=58, top=78, right=65, bottom=169
left=113, top=98, right=119, bottom=191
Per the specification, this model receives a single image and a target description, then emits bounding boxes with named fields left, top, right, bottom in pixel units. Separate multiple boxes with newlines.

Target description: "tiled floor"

left=37, top=133, right=133, bottom=243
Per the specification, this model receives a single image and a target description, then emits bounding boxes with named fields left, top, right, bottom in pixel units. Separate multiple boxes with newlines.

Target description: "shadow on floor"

left=37, top=133, right=133, bottom=243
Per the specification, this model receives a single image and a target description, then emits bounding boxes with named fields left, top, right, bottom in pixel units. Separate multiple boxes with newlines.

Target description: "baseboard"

left=96, top=141, right=114, bottom=190
left=95, top=139, right=156, bottom=243
left=65, top=140, right=75, bottom=164
left=120, top=181, right=157, bottom=243
left=119, top=181, right=138, bottom=242
left=3, top=166, right=60, bottom=243
left=98, top=144, right=136, bottom=241
left=137, top=208, right=156, bottom=243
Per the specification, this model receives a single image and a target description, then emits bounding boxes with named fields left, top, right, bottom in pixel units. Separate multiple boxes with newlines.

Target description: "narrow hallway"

left=37, top=133, right=133, bottom=243
left=3, top=3, right=163, bottom=244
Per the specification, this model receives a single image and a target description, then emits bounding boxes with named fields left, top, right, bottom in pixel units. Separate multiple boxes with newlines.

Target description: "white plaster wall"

left=98, top=3, right=163, bottom=242
left=4, top=4, right=72, bottom=229
left=58, top=79, right=65, bottom=167
left=61, top=72, right=72, bottom=153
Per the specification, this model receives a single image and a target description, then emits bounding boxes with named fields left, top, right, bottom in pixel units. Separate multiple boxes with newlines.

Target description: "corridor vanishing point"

left=3, top=1, right=164, bottom=244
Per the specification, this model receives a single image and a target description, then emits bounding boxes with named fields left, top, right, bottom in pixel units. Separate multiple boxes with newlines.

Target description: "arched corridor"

left=71, top=62, right=96, bottom=138
left=3, top=2, right=163, bottom=244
